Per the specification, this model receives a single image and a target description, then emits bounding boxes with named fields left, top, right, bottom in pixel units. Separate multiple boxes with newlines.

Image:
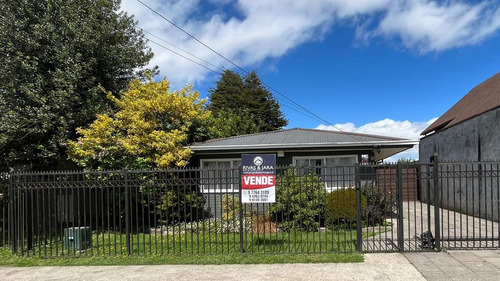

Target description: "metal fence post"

left=9, top=173, right=17, bottom=254
left=124, top=170, right=131, bottom=255
left=432, top=153, right=441, bottom=251
left=396, top=163, right=405, bottom=252
left=238, top=166, right=244, bottom=253
left=355, top=163, right=363, bottom=252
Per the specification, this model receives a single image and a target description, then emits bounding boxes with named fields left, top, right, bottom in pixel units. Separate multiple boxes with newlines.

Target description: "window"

left=200, top=159, right=241, bottom=193
left=293, top=155, right=357, bottom=191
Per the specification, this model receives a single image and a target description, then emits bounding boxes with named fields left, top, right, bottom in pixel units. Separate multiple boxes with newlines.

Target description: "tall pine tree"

left=208, top=70, right=288, bottom=136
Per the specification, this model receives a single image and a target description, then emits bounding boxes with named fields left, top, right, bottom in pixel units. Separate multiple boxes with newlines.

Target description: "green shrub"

left=269, top=168, right=326, bottom=232
left=221, top=194, right=252, bottom=221
left=362, top=186, right=396, bottom=226
left=325, top=188, right=366, bottom=227
left=139, top=177, right=209, bottom=225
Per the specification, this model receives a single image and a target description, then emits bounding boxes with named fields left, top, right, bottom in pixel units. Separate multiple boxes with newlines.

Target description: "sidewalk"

left=2, top=251, right=500, bottom=280
left=0, top=253, right=423, bottom=281
left=405, top=250, right=500, bottom=280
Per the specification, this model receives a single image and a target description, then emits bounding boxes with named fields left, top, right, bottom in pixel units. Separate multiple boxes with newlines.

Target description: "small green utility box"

left=64, top=227, right=92, bottom=251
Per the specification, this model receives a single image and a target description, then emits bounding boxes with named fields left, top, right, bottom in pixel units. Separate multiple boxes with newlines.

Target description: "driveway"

left=364, top=201, right=500, bottom=251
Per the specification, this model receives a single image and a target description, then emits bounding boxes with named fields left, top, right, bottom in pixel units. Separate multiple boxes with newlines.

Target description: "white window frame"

left=200, top=158, right=241, bottom=193
left=292, top=155, right=358, bottom=191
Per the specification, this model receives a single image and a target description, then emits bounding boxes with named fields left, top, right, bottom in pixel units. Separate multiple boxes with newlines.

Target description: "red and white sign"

left=241, top=154, right=276, bottom=203
left=242, top=175, right=275, bottom=189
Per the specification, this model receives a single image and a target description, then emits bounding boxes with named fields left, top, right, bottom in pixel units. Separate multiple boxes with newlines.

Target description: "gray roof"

left=189, top=128, right=414, bottom=150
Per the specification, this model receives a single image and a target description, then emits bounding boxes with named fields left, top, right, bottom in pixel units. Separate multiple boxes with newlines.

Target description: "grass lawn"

left=2, top=228, right=369, bottom=266
left=0, top=247, right=363, bottom=266
left=12, top=229, right=364, bottom=257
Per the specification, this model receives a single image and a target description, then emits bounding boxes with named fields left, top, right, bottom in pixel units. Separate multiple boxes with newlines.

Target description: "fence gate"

left=359, top=162, right=439, bottom=252
left=360, top=158, right=500, bottom=252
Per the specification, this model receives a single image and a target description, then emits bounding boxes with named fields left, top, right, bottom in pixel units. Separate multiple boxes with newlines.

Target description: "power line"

left=137, top=0, right=246, bottom=74
left=136, top=1, right=333, bottom=126
left=136, top=0, right=375, bottom=146
left=142, top=29, right=326, bottom=124
left=146, top=38, right=222, bottom=75
left=140, top=27, right=225, bottom=72
left=135, top=1, right=333, bottom=125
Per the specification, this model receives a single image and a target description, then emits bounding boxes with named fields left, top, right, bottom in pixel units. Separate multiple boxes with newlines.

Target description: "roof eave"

left=188, top=140, right=418, bottom=151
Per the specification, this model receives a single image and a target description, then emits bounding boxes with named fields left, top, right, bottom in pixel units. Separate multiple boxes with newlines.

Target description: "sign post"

left=241, top=154, right=276, bottom=203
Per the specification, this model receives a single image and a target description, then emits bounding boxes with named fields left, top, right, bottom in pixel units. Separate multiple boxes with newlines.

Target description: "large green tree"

left=0, top=0, right=154, bottom=171
left=207, top=70, right=288, bottom=136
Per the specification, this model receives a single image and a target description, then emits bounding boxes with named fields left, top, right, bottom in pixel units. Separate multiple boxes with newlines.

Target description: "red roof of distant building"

left=422, top=72, right=500, bottom=135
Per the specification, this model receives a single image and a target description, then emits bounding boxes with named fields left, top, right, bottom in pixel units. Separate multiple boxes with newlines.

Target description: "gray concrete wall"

left=419, top=163, right=500, bottom=222
left=420, top=110, right=500, bottom=221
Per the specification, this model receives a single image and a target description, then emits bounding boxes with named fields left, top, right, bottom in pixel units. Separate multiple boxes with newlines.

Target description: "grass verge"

left=0, top=247, right=362, bottom=266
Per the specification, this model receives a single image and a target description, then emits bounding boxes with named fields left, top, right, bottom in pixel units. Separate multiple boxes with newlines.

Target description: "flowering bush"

left=156, top=218, right=253, bottom=234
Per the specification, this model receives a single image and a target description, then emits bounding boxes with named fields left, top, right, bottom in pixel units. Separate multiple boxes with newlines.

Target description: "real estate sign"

left=241, top=154, right=276, bottom=203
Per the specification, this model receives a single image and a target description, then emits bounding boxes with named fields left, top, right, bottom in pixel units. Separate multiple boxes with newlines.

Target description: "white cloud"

left=121, top=0, right=500, bottom=86
left=316, top=118, right=438, bottom=161
left=371, top=0, right=500, bottom=53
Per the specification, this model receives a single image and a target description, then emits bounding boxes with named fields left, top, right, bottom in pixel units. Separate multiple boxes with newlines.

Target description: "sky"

left=121, top=0, right=500, bottom=161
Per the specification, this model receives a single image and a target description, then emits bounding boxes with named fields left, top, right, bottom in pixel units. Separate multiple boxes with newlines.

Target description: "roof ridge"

left=192, top=129, right=288, bottom=145
left=422, top=71, right=500, bottom=135
left=293, top=127, right=406, bottom=141
left=192, top=127, right=406, bottom=145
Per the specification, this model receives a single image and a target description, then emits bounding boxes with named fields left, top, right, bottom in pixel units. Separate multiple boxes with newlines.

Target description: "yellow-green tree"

left=67, top=77, right=209, bottom=170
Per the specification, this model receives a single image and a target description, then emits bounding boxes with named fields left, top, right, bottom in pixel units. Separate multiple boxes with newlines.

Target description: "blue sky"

left=122, top=0, right=500, bottom=160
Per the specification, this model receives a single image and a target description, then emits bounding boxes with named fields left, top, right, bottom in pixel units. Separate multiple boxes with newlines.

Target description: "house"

left=188, top=128, right=416, bottom=216
left=189, top=128, right=417, bottom=168
left=420, top=72, right=500, bottom=162
left=188, top=128, right=416, bottom=192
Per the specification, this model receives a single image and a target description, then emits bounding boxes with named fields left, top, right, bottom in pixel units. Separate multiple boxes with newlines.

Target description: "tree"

left=207, top=70, right=288, bottom=136
left=0, top=0, right=154, bottom=171
left=67, top=77, right=209, bottom=170
left=186, top=110, right=259, bottom=143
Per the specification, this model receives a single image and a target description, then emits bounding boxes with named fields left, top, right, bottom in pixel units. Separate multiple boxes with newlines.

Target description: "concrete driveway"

left=364, top=201, right=500, bottom=251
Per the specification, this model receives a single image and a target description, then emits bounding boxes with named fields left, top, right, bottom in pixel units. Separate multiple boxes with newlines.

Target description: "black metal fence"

left=8, top=164, right=395, bottom=257
left=7, top=159, right=500, bottom=257
left=1, top=173, right=9, bottom=248
left=435, top=162, right=500, bottom=249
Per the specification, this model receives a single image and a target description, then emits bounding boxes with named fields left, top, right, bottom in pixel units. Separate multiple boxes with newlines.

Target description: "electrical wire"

left=142, top=29, right=325, bottom=124
left=147, top=38, right=222, bottom=75
left=140, top=27, right=225, bottom=72
left=135, top=0, right=379, bottom=146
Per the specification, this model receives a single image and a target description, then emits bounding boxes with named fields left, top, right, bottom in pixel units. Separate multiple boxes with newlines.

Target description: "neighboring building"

left=420, top=72, right=500, bottom=162
left=420, top=72, right=500, bottom=221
